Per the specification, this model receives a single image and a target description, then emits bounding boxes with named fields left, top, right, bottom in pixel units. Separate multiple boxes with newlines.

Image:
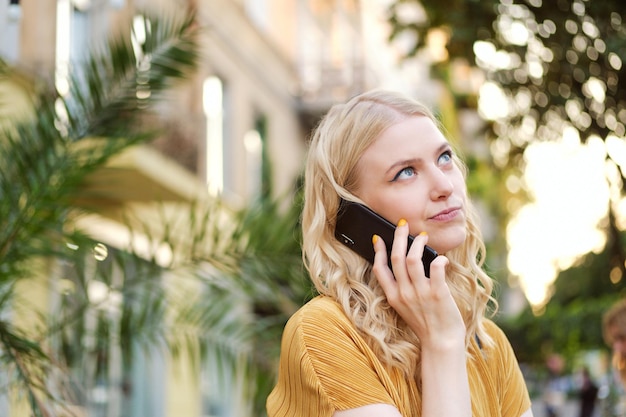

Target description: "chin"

left=431, top=230, right=467, bottom=254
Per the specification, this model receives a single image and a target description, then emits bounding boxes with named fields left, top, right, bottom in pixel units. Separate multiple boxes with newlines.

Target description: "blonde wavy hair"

left=603, top=298, right=626, bottom=386
left=301, top=90, right=497, bottom=379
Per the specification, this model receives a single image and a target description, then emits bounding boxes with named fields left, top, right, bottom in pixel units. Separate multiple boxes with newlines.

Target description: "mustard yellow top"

left=267, top=295, right=531, bottom=417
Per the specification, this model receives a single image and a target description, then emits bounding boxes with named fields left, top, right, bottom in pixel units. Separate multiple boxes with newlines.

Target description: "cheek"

left=375, top=199, right=408, bottom=224
left=364, top=194, right=418, bottom=226
left=453, top=170, right=467, bottom=195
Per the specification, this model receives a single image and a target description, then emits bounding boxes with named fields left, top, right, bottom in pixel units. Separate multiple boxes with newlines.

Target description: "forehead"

left=360, top=116, right=444, bottom=159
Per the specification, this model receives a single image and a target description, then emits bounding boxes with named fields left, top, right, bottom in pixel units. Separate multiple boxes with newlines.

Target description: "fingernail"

left=397, top=219, right=407, bottom=227
left=419, top=231, right=427, bottom=236
left=372, top=234, right=379, bottom=244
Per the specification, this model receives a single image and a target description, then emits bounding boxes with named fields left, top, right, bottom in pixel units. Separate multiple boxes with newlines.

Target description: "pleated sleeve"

left=485, top=320, right=532, bottom=417
left=266, top=296, right=399, bottom=417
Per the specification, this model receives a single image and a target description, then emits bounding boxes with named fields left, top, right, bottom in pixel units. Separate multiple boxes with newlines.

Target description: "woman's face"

left=607, top=323, right=626, bottom=356
left=354, top=115, right=467, bottom=254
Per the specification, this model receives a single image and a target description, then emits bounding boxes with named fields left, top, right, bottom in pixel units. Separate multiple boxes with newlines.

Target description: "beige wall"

left=194, top=0, right=305, bottom=202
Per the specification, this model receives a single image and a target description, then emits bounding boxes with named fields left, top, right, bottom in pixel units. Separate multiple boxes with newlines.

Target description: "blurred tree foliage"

left=500, top=233, right=626, bottom=366
left=387, top=0, right=626, bottom=367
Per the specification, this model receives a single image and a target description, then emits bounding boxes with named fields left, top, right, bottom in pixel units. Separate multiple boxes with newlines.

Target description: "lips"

left=429, top=207, right=462, bottom=222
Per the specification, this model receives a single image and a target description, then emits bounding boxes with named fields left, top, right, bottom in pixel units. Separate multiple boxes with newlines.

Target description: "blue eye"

left=393, top=167, right=416, bottom=181
left=438, top=150, right=453, bottom=165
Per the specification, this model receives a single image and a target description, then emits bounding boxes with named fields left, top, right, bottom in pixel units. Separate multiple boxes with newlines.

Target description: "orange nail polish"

left=419, top=231, right=428, bottom=236
left=397, top=219, right=407, bottom=227
left=372, top=234, right=379, bottom=244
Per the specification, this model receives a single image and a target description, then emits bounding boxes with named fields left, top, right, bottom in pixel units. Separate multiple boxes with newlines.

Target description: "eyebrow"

left=384, top=142, right=451, bottom=176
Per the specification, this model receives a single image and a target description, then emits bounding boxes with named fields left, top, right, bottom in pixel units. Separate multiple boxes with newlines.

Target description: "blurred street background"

left=1, top=0, right=626, bottom=416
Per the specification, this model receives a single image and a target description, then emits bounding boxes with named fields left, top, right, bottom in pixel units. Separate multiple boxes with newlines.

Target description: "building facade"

left=0, top=1, right=439, bottom=416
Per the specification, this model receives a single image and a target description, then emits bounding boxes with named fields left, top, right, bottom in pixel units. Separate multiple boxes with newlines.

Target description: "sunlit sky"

left=478, top=77, right=618, bottom=308
left=480, top=80, right=618, bottom=307
left=506, top=136, right=610, bottom=307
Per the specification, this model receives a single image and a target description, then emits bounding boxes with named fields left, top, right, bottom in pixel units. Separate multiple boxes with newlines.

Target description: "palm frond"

left=62, top=12, right=200, bottom=140
left=1, top=8, right=312, bottom=416
left=0, top=10, right=201, bottom=414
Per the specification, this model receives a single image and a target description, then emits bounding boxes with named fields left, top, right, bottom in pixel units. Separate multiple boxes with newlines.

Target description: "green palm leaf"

left=0, top=10, right=200, bottom=415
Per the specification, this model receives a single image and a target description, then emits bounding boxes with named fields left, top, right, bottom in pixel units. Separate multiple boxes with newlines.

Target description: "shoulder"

left=482, top=319, right=506, bottom=339
left=270, top=297, right=399, bottom=414
left=279, top=295, right=381, bottom=381
left=284, top=296, right=354, bottom=340
left=481, top=319, right=512, bottom=346
left=281, top=295, right=375, bottom=363
left=294, top=294, right=344, bottom=315
left=479, top=319, right=523, bottom=369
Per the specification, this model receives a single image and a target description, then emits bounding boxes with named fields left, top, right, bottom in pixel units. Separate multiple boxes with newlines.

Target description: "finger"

left=428, top=255, right=449, bottom=287
left=372, top=234, right=396, bottom=290
left=390, top=218, right=410, bottom=279
left=405, top=231, right=428, bottom=280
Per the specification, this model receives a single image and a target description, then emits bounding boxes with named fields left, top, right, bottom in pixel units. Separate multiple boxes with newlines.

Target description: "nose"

left=429, top=168, right=454, bottom=200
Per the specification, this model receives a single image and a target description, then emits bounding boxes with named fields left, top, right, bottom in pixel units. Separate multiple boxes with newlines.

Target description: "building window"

left=55, top=0, right=90, bottom=95
left=0, top=0, right=22, bottom=62
left=243, top=114, right=271, bottom=201
left=203, top=76, right=225, bottom=195
left=244, top=0, right=268, bottom=31
left=243, top=128, right=262, bottom=200
left=55, top=0, right=110, bottom=95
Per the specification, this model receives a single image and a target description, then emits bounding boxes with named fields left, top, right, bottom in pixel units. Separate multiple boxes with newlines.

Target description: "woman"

left=266, top=90, right=533, bottom=417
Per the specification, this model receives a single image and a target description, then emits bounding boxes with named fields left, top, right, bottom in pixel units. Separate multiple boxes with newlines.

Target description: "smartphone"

left=334, top=199, right=438, bottom=277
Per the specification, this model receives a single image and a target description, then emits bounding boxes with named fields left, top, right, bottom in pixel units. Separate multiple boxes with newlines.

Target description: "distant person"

left=266, top=90, right=533, bottom=416
left=602, top=298, right=626, bottom=416
left=543, top=353, right=569, bottom=417
left=604, top=299, right=626, bottom=388
left=577, top=367, right=598, bottom=417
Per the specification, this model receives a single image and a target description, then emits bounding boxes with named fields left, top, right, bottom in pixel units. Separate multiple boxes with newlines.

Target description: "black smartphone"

left=334, top=199, right=438, bottom=277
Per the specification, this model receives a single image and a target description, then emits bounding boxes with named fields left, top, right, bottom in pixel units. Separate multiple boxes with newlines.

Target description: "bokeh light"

left=506, top=134, right=609, bottom=307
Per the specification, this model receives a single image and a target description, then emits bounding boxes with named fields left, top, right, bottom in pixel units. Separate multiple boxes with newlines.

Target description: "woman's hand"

left=372, top=219, right=471, bottom=417
left=371, top=219, right=465, bottom=348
